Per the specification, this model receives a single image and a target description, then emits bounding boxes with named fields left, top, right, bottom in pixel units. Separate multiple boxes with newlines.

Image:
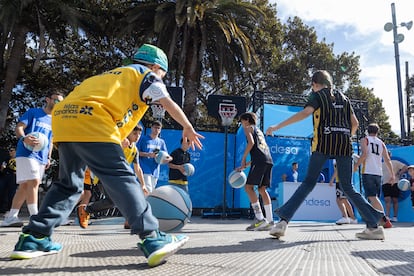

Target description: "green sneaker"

left=246, top=219, right=269, bottom=231
left=10, top=233, right=62, bottom=259
left=138, top=231, right=189, bottom=267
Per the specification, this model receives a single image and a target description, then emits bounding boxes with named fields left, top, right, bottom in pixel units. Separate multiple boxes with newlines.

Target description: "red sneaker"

left=384, top=219, right=393, bottom=228
left=379, top=216, right=393, bottom=228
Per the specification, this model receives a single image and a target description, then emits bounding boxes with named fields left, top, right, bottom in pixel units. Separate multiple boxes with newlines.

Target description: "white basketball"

left=228, top=170, right=247, bottom=189
left=183, top=163, right=195, bottom=176
left=397, top=179, right=410, bottom=191
left=155, top=150, right=171, bottom=164
left=23, top=132, right=48, bottom=152
left=146, top=185, right=192, bottom=232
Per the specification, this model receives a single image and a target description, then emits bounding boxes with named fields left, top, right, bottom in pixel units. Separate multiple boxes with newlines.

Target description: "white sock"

left=264, top=204, right=273, bottom=222
left=7, top=209, right=19, bottom=218
left=27, top=204, right=38, bottom=216
left=252, top=201, right=264, bottom=220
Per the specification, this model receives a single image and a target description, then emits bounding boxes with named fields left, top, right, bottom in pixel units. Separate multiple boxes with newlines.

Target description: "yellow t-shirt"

left=52, top=64, right=168, bottom=143
left=124, top=143, right=138, bottom=164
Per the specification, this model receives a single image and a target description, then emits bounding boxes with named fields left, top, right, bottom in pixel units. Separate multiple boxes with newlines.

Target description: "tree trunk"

left=183, top=78, right=199, bottom=124
left=0, top=24, right=27, bottom=132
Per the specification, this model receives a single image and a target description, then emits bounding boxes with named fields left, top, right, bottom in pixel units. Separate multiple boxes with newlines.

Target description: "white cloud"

left=269, top=0, right=414, bottom=135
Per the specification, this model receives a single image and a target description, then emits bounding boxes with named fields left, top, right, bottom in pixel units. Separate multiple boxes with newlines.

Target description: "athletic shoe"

left=355, top=226, right=384, bottom=240
left=379, top=216, right=393, bottom=229
left=10, top=233, right=62, bottom=259
left=1, top=216, right=23, bottom=227
left=350, top=218, right=358, bottom=224
left=124, top=220, right=130, bottom=229
left=335, top=217, right=350, bottom=225
left=262, top=221, right=275, bottom=231
left=138, top=231, right=189, bottom=267
left=269, top=220, right=288, bottom=238
left=390, top=217, right=398, bottom=222
left=245, top=219, right=269, bottom=231
left=77, top=204, right=90, bottom=229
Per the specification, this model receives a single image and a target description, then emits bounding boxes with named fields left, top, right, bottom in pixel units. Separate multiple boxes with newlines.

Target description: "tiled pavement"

left=1, top=216, right=414, bottom=275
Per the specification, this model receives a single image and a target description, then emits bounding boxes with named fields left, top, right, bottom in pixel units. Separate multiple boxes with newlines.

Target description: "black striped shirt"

left=306, top=88, right=353, bottom=156
left=250, top=126, right=273, bottom=165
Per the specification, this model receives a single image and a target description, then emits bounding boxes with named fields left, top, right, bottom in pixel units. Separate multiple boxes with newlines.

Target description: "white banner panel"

left=281, top=182, right=341, bottom=221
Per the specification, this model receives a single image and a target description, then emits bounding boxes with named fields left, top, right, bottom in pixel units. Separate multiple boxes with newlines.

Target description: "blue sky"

left=269, top=0, right=414, bottom=135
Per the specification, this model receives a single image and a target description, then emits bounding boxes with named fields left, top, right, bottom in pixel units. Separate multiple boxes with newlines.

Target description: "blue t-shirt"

left=138, top=135, right=168, bottom=177
left=15, top=108, right=52, bottom=165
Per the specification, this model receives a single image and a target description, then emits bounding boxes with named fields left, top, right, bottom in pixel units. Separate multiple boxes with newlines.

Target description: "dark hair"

left=152, top=120, right=162, bottom=127
left=133, top=125, right=143, bottom=131
left=292, top=162, right=298, bottom=166
left=367, top=123, right=379, bottom=135
left=239, top=112, right=257, bottom=125
left=46, top=90, right=65, bottom=98
left=311, top=70, right=333, bottom=88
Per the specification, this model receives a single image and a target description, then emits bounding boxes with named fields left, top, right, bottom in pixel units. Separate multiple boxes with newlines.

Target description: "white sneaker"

left=1, top=216, right=23, bottom=227
left=390, top=217, right=398, bottom=222
left=335, top=217, right=350, bottom=225
left=350, top=218, right=358, bottom=224
left=269, top=220, right=288, bottom=238
left=355, top=226, right=384, bottom=240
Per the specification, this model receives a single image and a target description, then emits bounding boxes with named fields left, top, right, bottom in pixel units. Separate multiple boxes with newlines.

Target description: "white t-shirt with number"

left=362, top=136, right=385, bottom=176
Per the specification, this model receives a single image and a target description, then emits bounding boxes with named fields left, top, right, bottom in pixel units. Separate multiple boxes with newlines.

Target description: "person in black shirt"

left=168, top=138, right=192, bottom=193
left=0, top=148, right=17, bottom=213
left=266, top=70, right=386, bottom=240
left=237, top=112, right=274, bottom=231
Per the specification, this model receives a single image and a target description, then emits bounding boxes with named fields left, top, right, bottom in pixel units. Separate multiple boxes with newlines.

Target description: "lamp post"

left=384, top=3, right=412, bottom=139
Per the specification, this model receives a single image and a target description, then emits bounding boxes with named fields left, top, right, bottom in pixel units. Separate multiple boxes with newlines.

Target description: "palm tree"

left=0, top=0, right=92, bottom=131
left=123, top=0, right=264, bottom=123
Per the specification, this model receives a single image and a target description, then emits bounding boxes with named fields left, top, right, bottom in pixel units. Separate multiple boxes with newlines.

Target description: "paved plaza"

left=1, top=216, right=414, bottom=275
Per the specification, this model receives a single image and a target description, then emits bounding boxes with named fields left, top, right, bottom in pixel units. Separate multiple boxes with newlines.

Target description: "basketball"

left=183, top=163, right=195, bottom=176
left=146, top=185, right=192, bottom=232
left=155, top=150, right=171, bottom=164
left=397, top=179, right=410, bottom=191
left=228, top=170, right=247, bottom=189
left=23, top=132, right=48, bottom=152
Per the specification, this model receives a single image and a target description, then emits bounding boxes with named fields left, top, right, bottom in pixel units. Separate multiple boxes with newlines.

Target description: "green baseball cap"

left=133, top=44, right=168, bottom=72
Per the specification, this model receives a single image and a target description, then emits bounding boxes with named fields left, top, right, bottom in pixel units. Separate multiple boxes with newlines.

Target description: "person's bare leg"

left=384, top=196, right=391, bottom=217
left=343, top=199, right=356, bottom=219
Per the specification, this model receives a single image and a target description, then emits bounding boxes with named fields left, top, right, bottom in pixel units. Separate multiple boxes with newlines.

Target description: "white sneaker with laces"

left=1, top=216, right=23, bottom=227
left=350, top=218, right=358, bottom=224
left=335, top=217, right=350, bottom=225
left=269, top=220, right=287, bottom=238
left=355, top=226, right=384, bottom=240
left=391, top=217, right=398, bottom=222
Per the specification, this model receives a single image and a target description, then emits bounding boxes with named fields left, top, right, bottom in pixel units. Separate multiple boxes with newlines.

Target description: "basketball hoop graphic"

left=150, top=104, right=166, bottom=121
left=218, top=103, right=238, bottom=127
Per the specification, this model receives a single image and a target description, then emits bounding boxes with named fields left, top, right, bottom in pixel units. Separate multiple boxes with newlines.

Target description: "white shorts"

left=16, top=157, right=46, bottom=184
left=143, top=174, right=158, bottom=194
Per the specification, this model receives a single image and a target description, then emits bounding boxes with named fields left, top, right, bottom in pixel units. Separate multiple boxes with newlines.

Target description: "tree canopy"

left=0, top=0, right=403, bottom=149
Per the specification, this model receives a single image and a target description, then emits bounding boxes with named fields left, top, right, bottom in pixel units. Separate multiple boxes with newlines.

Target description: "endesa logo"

left=304, top=198, right=331, bottom=207
left=270, top=145, right=299, bottom=155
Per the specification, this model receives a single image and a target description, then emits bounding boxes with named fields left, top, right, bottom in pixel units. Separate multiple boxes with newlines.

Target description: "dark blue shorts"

left=362, top=174, right=381, bottom=197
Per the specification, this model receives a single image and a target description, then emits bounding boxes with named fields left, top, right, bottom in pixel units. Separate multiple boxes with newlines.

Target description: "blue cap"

left=133, top=44, right=168, bottom=72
